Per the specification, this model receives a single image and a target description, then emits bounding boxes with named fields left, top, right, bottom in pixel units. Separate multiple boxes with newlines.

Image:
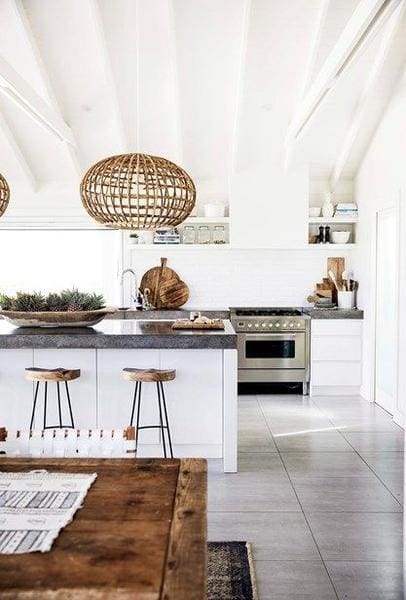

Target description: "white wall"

left=354, top=64, right=406, bottom=425
left=129, top=247, right=354, bottom=309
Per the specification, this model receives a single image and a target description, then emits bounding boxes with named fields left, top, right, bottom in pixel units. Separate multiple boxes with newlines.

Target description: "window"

left=0, top=230, right=120, bottom=304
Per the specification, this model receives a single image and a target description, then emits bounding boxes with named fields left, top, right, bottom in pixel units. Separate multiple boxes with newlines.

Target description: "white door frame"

left=369, top=196, right=401, bottom=421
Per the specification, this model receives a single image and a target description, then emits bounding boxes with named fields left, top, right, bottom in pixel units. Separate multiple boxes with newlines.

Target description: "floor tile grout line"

left=257, top=399, right=341, bottom=600
left=311, top=401, right=405, bottom=508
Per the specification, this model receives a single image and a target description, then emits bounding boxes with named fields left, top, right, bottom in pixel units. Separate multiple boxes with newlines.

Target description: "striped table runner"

left=0, top=470, right=97, bottom=554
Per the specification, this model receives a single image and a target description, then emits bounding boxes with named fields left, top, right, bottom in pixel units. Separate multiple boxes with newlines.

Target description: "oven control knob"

left=262, top=323, right=267, bottom=328
left=283, top=322, right=287, bottom=327
left=247, top=323, right=252, bottom=328
left=268, top=323, right=273, bottom=328
left=275, top=323, right=280, bottom=328
left=290, top=322, right=294, bottom=328
left=254, top=323, right=259, bottom=328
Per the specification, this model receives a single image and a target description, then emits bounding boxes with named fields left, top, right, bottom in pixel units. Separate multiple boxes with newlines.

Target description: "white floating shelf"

left=183, top=216, right=230, bottom=224
left=129, top=243, right=356, bottom=251
left=308, top=216, right=358, bottom=224
left=307, top=243, right=356, bottom=249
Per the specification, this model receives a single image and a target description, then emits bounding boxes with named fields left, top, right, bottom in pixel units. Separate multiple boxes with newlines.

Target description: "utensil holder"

left=337, top=291, right=355, bottom=309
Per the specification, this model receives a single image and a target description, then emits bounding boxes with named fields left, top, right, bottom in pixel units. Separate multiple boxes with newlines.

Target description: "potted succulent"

left=0, top=288, right=116, bottom=328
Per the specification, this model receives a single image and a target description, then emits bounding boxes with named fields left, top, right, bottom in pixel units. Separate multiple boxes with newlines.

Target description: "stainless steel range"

left=230, top=307, right=310, bottom=393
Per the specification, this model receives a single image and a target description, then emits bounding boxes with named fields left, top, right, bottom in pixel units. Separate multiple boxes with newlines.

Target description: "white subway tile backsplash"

left=129, top=248, right=353, bottom=308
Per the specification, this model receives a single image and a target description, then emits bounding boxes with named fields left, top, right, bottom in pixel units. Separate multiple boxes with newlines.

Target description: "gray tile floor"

left=208, top=395, right=404, bottom=599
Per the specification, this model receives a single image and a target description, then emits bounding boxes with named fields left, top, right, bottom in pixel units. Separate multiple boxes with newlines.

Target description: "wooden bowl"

left=0, top=308, right=117, bottom=328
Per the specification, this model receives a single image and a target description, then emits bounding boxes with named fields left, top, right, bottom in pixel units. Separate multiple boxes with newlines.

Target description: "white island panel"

left=97, top=349, right=160, bottom=444
left=0, top=349, right=34, bottom=430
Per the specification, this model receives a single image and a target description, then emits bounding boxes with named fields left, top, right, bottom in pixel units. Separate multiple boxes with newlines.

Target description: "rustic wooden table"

left=0, top=457, right=207, bottom=599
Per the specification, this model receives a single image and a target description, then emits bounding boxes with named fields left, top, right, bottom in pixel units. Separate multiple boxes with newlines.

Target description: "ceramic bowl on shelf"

left=331, top=231, right=351, bottom=244
left=309, top=207, right=321, bottom=217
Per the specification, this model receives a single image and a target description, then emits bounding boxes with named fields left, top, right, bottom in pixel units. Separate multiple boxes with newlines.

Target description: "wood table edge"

left=161, top=458, right=207, bottom=600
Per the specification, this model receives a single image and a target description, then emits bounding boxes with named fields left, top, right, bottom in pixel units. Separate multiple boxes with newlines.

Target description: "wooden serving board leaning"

left=140, top=258, right=189, bottom=309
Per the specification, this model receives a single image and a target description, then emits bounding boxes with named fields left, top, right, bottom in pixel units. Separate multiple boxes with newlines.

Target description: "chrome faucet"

left=120, top=268, right=138, bottom=308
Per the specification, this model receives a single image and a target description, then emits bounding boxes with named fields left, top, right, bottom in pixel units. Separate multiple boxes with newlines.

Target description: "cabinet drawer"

left=311, top=361, right=362, bottom=386
left=311, top=320, right=362, bottom=336
left=312, top=335, right=361, bottom=361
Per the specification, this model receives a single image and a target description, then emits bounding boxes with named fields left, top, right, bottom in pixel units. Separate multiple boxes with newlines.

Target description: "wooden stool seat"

left=25, top=368, right=81, bottom=383
left=122, top=368, right=176, bottom=383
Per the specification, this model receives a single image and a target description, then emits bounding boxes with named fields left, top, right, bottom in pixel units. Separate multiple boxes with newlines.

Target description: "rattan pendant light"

left=0, top=173, right=10, bottom=218
left=80, top=1, right=195, bottom=230
left=80, top=153, right=196, bottom=229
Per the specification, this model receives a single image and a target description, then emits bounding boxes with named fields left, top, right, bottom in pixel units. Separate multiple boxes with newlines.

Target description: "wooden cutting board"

left=140, top=258, right=178, bottom=308
left=140, top=258, right=189, bottom=309
left=159, top=279, right=189, bottom=309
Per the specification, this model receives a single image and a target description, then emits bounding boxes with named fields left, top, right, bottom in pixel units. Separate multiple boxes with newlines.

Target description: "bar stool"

left=25, top=368, right=80, bottom=430
left=122, top=368, right=175, bottom=458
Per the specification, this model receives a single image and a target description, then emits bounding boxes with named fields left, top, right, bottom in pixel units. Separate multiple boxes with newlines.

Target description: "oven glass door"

left=238, top=332, right=306, bottom=369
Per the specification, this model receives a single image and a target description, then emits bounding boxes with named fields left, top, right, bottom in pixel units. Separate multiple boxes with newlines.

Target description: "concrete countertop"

left=0, top=319, right=237, bottom=350
left=108, top=308, right=229, bottom=320
left=109, top=307, right=364, bottom=320
left=304, top=308, right=364, bottom=319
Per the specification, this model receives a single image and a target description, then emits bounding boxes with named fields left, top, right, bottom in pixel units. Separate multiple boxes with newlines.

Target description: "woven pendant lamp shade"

left=0, top=173, right=10, bottom=218
left=80, top=153, right=196, bottom=230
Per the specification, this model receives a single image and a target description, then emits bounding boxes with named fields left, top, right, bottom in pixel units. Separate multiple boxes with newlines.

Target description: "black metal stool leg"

left=29, top=381, right=40, bottom=430
left=43, top=382, right=48, bottom=430
left=129, top=382, right=139, bottom=426
left=156, top=382, right=167, bottom=458
left=64, top=381, right=75, bottom=428
left=160, top=382, right=173, bottom=458
left=57, top=382, right=62, bottom=428
left=135, top=382, right=142, bottom=453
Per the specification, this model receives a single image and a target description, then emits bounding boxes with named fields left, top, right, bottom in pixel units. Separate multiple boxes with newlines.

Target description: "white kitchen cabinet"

left=33, top=349, right=97, bottom=428
left=310, top=319, right=363, bottom=396
left=0, top=349, right=34, bottom=429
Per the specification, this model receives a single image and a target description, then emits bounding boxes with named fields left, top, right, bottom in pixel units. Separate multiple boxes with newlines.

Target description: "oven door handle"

left=243, top=333, right=297, bottom=340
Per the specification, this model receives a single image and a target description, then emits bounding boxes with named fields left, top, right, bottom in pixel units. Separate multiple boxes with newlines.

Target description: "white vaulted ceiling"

left=0, top=0, right=405, bottom=215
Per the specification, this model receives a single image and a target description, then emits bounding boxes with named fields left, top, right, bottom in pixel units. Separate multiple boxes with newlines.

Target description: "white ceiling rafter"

left=286, top=0, right=403, bottom=146
left=0, top=109, right=37, bottom=190
left=10, top=0, right=81, bottom=178
left=330, top=0, right=406, bottom=189
left=299, top=0, right=331, bottom=98
left=87, top=0, right=129, bottom=153
left=229, top=0, right=251, bottom=179
left=0, top=55, right=75, bottom=146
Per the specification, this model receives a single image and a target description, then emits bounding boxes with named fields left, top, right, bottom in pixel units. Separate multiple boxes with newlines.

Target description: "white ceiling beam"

left=9, top=0, right=81, bottom=177
left=87, top=0, right=129, bottom=152
left=298, top=0, right=331, bottom=97
left=229, top=0, right=251, bottom=177
left=286, top=0, right=402, bottom=144
left=330, top=1, right=406, bottom=189
left=0, top=110, right=37, bottom=191
left=0, top=56, right=75, bottom=146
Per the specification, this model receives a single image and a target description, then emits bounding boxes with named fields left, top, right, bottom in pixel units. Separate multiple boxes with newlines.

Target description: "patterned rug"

left=208, top=541, right=258, bottom=600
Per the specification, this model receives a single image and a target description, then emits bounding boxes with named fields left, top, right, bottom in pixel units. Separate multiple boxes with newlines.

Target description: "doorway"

left=374, top=205, right=399, bottom=415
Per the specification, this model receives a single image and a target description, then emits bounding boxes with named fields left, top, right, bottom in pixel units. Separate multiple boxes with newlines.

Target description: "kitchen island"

left=0, top=320, right=237, bottom=472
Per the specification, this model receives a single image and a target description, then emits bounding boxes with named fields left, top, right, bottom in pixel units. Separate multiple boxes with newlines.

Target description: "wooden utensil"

left=328, top=269, right=340, bottom=292
left=159, top=279, right=189, bottom=309
left=327, top=257, right=345, bottom=303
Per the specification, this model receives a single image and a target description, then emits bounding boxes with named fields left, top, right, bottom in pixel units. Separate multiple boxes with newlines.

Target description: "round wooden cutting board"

left=139, top=257, right=189, bottom=309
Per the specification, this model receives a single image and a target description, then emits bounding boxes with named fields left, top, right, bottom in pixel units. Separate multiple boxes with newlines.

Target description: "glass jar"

left=212, top=225, right=226, bottom=244
left=198, top=226, right=211, bottom=244
left=182, top=225, right=196, bottom=244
